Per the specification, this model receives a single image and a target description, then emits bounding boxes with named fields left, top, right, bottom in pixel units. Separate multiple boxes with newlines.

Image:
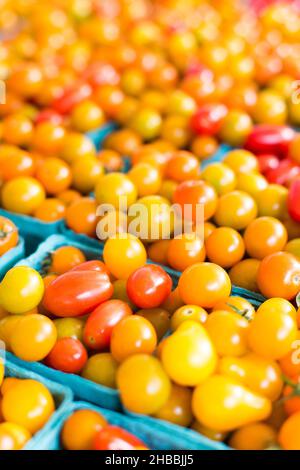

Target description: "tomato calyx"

left=226, top=303, right=253, bottom=321
left=280, top=375, right=300, bottom=403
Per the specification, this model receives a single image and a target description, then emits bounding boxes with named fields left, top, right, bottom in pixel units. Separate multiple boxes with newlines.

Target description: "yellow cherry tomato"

left=214, top=190, right=257, bottom=230
left=117, top=354, right=171, bottom=415
left=201, top=163, right=237, bottom=195
left=0, top=267, right=44, bottom=314
left=95, top=172, right=137, bottom=211
left=2, top=379, right=55, bottom=434
left=223, top=149, right=259, bottom=174
left=81, top=353, right=118, bottom=389
left=103, top=233, right=147, bottom=280
left=1, top=177, right=45, bottom=215
left=229, top=423, right=276, bottom=450
left=0, top=422, right=31, bottom=449
left=153, top=383, right=193, bottom=427
left=10, top=314, right=57, bottom=362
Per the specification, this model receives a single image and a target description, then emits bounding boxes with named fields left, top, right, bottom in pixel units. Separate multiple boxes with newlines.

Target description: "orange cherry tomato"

left=167, top=233, right=206, bottom=272
left=36, top=157, right=72, bottom=195
left=0, top=216, right=18, bottom=256
left=244, top=216, right=288, bottom=259
left=205, top=227, right=245, bottom=268
left=62, top=409, right=107, bottom=450
left=49, top=246, right=86, bottom=275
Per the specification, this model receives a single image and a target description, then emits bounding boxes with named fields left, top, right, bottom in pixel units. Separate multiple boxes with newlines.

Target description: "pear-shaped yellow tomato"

left=0, top=267, right=44, bottom=314
left=248, top=306, right=297, bottom=360
left=218, top=353, right=283, bottom=401
left=192, top=375, right=272, bottom=432
left=205, top=310, right=249, bottom=357
left=161, top=321, right=217, bottom=386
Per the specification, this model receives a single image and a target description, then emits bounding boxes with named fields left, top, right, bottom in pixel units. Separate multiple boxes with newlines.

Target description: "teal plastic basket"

left=86, top=122, right=118, bottom=151
left=3, top=359, right=73, bottom=450
left=0, top=237, right=25, bottom=280
left=201, top=144, right=233, bottom=168
left=0, top=209, right=63, bottom=256
left=29, top=401, right=228, bottom=450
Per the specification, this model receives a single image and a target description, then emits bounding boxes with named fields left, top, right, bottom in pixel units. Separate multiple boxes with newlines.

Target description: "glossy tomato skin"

left=93, top=426, right=148, bottom=450
left=190, top=104, right=227, bottom=136
left=45, top=338, right=88, bottom=374
left=43, top=271, right=113, bottom=317
left=71, top=260, right=111, bottom=277
left=244, top=125, right=295, bottom=157
left=83, top=300, right=132, bottom=350
left=257, top=154, right=280, bottom=175
left=52, top=82, right=92, bottom=115
left=288, top=178, right=300, bottom=222
left=266, top=160, right=300, bottom=187
left=126, top=265, right=172, bottom=309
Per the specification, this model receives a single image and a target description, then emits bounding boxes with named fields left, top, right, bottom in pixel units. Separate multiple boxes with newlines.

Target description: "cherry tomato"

left=95, top=173, right=137, bottom=211
left=126, top=264, right=172, bottom=309
left=244, top=124, right=295, bottom=157
left=10, top=314, right=57, bottom=362
left=244, top=216, right=288, bottom=259
left=54, top=318, right=85, bottom=342
left=2, top=379, right=55, bottom=434
left=229, top=259, right=261, bottom=293
left=0, top=267, right=44, bottom=314
left=111, top=315, right=157, bottom=362
left=43, top=270, right=113, bottom=317
left=288, top=178, right=300, bottom=222
left=49, top=246, right=86, bottom=275
left=205, top=227, right=245, bottom=268
left=1, top=177, right=45, bottom=215
left=83, top=300, right=132, bottom=351
left=153, top=383, right=193, bottom=427
left=201, top=163, right=236, bottom=196
left=178, top=263, right=231, bottom=308
left=257, top=154, right=280, bottom=175
left=266, top=160, right=300, bottom=187
left=190, top=104, right=227, bottom=136
left=45, top=338, right=88, bottom=374
left=167, top=233, right=206, bottom=272
left=229, top=423, right=276, bottom=450
left=257, top=252, right=300, bottom=300
left=103, top=234, right=147, bottom=280
left=65, top=198, right=98, bottom=237
left=223, top=149, right=258, bottom=174
left=52, top=82, right=92, bottom=115
left=117, top=354, right=171, bottom=415
left=165, top=151, right=200, bottom=182
left=61, top=409, right=106, bottom=450
left=137, top=308, right=170, bottom=341
left=214, top=190, right=257, bottom=230
left=279, top=412, right=300, bottom=450
left=173, top=180, right=218, bottom=223
left=206, top=310, right=249, bottom=357
left=82, top=353, right=118, bottom=389
left=93, top=425, right=148, bottom=451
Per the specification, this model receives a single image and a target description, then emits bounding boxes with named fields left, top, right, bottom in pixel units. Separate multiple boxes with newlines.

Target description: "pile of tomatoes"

left=0, top=363, right=55, bottom=450
left=0, top=241, right=300, bottom=450
left=61, top=408, right=148, bottom=450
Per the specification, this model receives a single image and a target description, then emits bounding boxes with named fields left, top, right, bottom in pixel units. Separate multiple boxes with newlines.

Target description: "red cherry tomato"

left=257, top=154, right=280, bottom=175
left=83, top=299, right=132, bottom=351
left=52, top=82, right=92, bottom=115
left=93, top=425, right=148, bottom=450
left=266, top=160, right=300, bottom=187
left=127, top=264, right=172, bottom=309
left=35, top=109, right=64, bottom=125
left=71, top=260, right=111, bottom=277
left=288, top=178, right=300, bottom=222
left=45, top=338, right=88, bottom=374
left=244, top=125, right=295, bottom=158
left=190, top=104, right=227, bottom=136
left=43, top=271, right=113, bottom=317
